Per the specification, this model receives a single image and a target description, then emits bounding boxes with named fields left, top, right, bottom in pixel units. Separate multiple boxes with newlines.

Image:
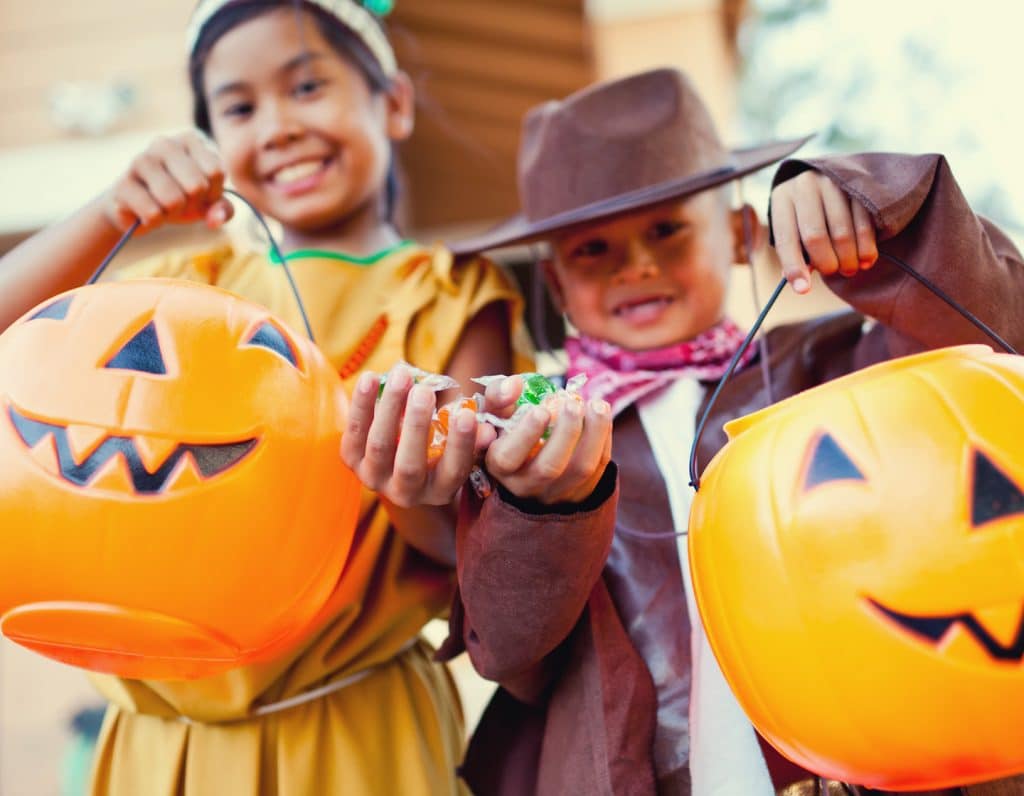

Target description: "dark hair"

left=189, top=0, right=399, bottom=219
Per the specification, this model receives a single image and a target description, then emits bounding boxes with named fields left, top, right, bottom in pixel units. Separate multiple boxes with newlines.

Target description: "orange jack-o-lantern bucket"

left=690, top=344, right=1024, bottom=790
left=0, top=279, right=360, bottom=680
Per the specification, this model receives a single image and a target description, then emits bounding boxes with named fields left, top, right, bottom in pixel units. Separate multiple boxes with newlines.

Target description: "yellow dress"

left=87, top=240, right=529, bottom=795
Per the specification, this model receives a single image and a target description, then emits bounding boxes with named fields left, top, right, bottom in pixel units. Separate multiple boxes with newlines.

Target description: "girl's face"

left=545, top=193, right=744, bottom=351
left=202, top=8, right=412, bottom=232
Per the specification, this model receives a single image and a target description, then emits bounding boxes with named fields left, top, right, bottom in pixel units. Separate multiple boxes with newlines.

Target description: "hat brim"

left=450, top=135, right=812, bottom=256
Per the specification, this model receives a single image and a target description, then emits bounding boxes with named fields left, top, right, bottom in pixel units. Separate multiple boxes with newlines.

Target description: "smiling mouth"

left=7, top=405, right=257, bottom=495
left=869, top=598, right=1024, bottom=662
left=613, top=296, right=673, bottom=319
left=268, top=157, right=331, bottom=186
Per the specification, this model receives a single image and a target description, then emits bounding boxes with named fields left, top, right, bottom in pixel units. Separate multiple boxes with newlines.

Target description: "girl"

left=0, top=1, right=528, bottom=793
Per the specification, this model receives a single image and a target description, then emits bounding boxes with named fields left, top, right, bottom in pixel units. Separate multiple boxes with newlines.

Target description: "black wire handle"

left=687, top=252, right=1019, bottom=491
left=86, top=188, right=315, bottom=342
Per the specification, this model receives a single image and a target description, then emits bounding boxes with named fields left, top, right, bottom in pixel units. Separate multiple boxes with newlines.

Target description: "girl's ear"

left=540, top=257, right=567, bottom=313
left=729, top=203, right=765, bottom=264
left=385, top=71, right=415, bottom=142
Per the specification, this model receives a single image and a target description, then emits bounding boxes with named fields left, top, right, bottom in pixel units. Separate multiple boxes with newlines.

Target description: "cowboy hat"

left=451, top=68, right=809, bottom=255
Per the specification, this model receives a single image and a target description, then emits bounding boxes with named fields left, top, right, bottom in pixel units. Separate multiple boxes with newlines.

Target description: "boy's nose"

left=615, top=240, right=659, bottom=281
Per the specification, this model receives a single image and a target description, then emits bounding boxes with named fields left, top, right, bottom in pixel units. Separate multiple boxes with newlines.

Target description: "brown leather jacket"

left=441, top=153, right=1024, bottom=796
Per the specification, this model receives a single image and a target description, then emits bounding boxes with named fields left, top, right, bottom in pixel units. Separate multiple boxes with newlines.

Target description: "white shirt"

left=637, top=378, right=774, bottom=796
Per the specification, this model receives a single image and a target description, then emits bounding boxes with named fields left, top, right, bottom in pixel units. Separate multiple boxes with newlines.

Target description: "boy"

left=442, top=68, right=1024, bottom=796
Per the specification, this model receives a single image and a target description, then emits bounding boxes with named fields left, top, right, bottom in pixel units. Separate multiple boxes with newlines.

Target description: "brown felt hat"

left=451, top=68, right=809, bottom=256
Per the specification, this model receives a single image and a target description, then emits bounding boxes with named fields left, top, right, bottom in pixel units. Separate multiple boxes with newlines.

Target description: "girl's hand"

left=770, top=170, right=879, bottom=294
left=103, top=131, right=233, bottom=234
left=481, top=376, right=613, bottom=506
left=341, top=367, right=482, bottom=508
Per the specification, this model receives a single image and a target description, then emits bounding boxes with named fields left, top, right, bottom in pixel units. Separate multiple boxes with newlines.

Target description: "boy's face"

left=545, top=192, right=738, bottom=351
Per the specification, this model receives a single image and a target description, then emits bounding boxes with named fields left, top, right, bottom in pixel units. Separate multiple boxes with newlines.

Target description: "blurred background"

left=0, top=0, right=1021, bottom=792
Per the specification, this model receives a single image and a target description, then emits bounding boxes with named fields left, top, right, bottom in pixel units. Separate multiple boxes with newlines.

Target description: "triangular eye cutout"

left=803, top=432, right=865, bottom=491
left=972, top=450, right=1024, bottom=527
left=28, top=296, right=73, bottom=322
left=105, top=321, right=166, bottom=375
left=243, top=321, right=298, bottom=368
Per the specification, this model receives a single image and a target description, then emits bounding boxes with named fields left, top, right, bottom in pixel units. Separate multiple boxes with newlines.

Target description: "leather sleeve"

left=438, top=464, right=618, bottom=704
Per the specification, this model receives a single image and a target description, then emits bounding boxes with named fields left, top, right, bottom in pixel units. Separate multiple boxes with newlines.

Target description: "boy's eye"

left=649, top=220, right=685, bottom=241
left=571, top=239, right=609, bottom=258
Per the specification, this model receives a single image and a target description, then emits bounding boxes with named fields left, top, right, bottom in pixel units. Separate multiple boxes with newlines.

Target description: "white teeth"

left=273, top=160, right=322, bottom=183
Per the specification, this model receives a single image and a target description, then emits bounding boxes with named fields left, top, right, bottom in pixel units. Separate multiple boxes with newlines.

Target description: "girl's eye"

left=571, top=239, right=609, bottom=259
left=293, top=79, right=326, bottom=98
left=649, top=220, right=685, bottom=241
left=223, top=102, right=254, bottom=119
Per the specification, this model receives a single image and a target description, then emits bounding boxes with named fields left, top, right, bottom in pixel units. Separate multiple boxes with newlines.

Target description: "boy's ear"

left=540, top=258, right=566, bottom=313
left=729, top=203, right=765, bottom=264
left=385, top=71, right=415, bottom=142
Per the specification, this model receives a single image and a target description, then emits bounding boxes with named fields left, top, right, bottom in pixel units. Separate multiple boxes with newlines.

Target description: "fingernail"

left=500, top=377, right=516, bottom=399
left=411, top=385, right=432, bottom=408
left=531, top=407, right=549, bottom=423
left=389, top=367, right=411, bottom=390
left=358, top=373, right=376, bottom=394
left=565, top=399, right=582, bottom=418
left=793, top=277, right=809, bottom=293
left=456, top=409, right=476, bottom=433
left=594, top=399, right=611, bottom=416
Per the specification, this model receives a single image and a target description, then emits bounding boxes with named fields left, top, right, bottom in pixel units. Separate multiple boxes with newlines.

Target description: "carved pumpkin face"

left=0, top=279, right=360, bottom=680
left=690, top=345, right=1024, bottom=790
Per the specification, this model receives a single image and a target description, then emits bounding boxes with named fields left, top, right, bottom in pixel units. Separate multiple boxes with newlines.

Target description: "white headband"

left=186, top=0, right=397, bottom=78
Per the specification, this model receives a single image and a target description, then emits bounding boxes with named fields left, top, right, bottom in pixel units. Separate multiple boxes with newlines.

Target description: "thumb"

left=205, top=197, right=234, bottom=229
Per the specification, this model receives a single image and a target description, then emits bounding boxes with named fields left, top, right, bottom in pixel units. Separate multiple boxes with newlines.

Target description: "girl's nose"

left=259, top=101, right=304, bottom=149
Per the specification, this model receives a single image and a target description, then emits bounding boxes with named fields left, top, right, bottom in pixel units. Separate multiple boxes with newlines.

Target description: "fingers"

left=109, top=177, right=164, bottom=232
left=791, top=175, right=839, bottom=278
left=817, top=176, right=859, bottom=277
left=388, top=383, right=437, bottom=505
left=205, top=197, right=234, bottom=228
left=527, top=398, right=585, bottom=485
left=771, top=171, right=879, bottom=292
left=485, top=397, right=612, bottom=505
left=361, top=367, right=412, bottom=490
left=486, top=405, right=551, bottom=478
left=341, top=371, right=380, bottom=469
left=431, top=407, right=478, bottom=499
left=852, top=200, right=879, bottom=269
left=770, top=186, right=812, bottom=294
left=106, top=132, right=227, bottom=233
left=482, top=375, right=523, bottom=419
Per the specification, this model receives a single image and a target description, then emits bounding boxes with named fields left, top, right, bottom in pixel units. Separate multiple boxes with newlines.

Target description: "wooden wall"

left=390, top=0, right=592, bottom=231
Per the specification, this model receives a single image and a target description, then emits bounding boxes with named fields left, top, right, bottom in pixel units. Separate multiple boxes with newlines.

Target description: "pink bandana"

left=565, top=319, right=754, bottom=417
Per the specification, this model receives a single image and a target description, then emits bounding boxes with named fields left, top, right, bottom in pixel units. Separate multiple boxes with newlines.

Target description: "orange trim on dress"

left=339, top=314, right=389, bottom=379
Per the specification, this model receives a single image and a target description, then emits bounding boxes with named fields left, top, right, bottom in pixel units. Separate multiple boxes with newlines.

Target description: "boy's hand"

left=103, top=131, right=233, bottom=235
left=481, top=376, right=613, bottom=506
left=341, top=367, right=482, bottom=508
left=770, top=170, right=879, bottom=294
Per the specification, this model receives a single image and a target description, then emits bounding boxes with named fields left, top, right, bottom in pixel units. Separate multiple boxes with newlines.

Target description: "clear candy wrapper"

left=377, top=361, right=458, bottom=397
left=474, top=372, right=587, bottom=433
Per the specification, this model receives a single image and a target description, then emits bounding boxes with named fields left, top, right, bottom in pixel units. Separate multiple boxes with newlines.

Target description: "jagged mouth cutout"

left=8, top=406, right=257, bottom=495
left=804, top=431, right=1024, bottom=664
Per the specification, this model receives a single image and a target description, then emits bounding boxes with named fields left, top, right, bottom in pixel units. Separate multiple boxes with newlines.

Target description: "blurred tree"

left=736, top=0, right=1021, bottom=239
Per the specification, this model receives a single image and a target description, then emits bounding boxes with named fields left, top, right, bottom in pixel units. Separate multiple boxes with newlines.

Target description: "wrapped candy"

left=375, top=364, right=587, bottom=465
left=427, top=395, right=482, bottom=463
left=377, top=362, right=457, bottom=397
left=475, top=372, right=587, bottom=432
